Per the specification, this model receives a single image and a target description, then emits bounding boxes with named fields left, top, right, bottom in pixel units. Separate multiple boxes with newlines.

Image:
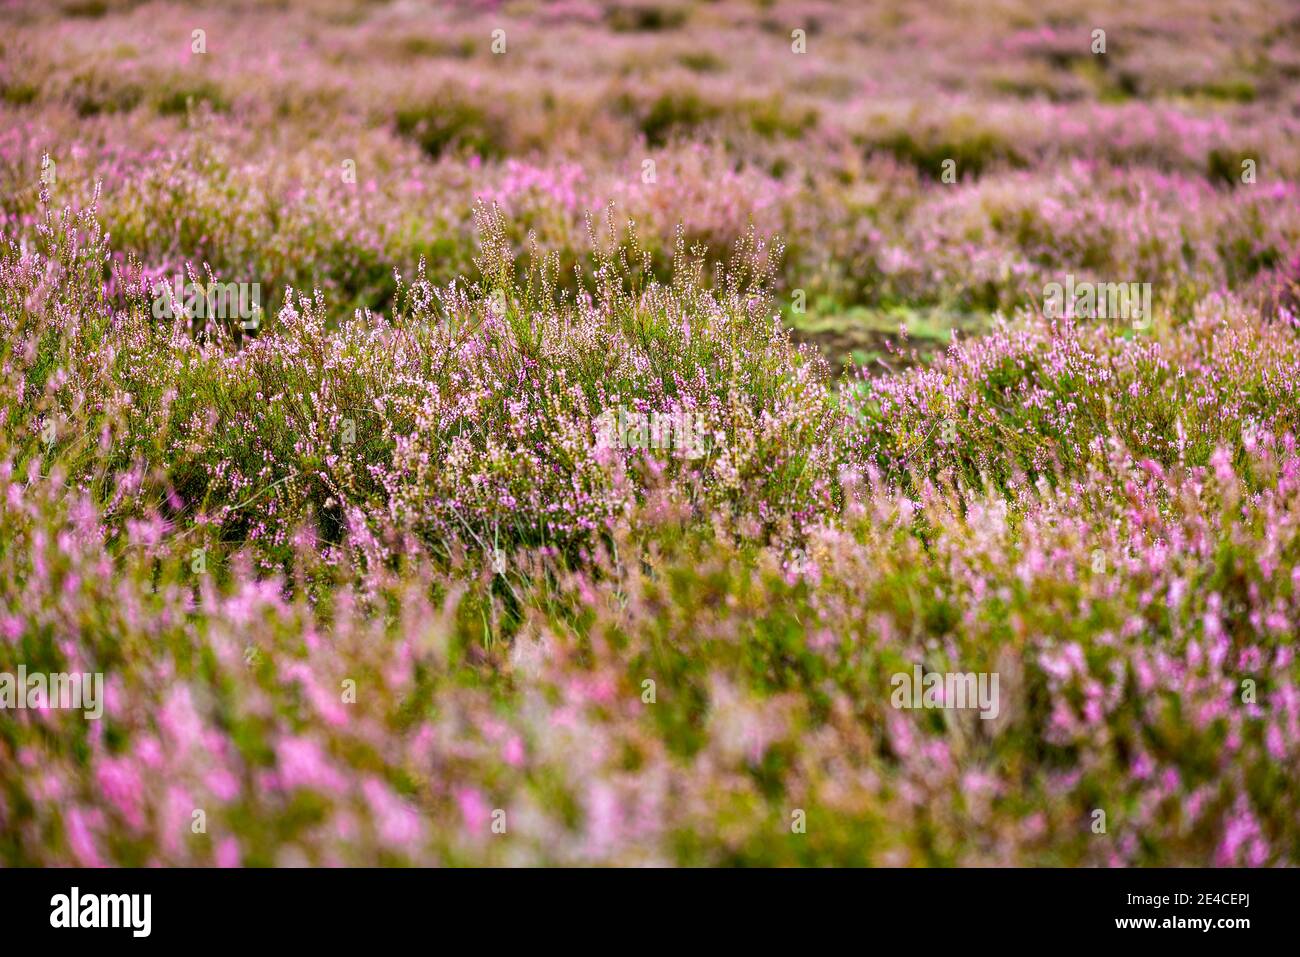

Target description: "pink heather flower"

left=334, top=812, right=359, bottom=844
left=1217, top=799, right=1267, bottom=866
left=502, top=735, right=525, bottom=767
left=584, top=782, right=622, bottom=855
left=1022, top=812, right=1047, bottom=840
left=1246, top=841, right=1269, bottom=867
left=161, top=785, right=194, bottom=855
left=1167, top=577, right=1187, bottom=611
left=205, top=767, right=241, bottom=802
left=549, top=705, right=580, bottom=731
left=1210, top=445, right=1235, bottom=486
left=159, top=685, right=203, bottom=755
left=1267, top=723, right=1286, bottom=760
left=64, top=807, right=105, bottom=867
left=362, top=778, right=425, bottom=848
left=887, top=714, right=914, bottom=755
left=276, top=737, right=347, bottom=794
left=134, top=735, right=164, bottom=770
left=283, top=662, right=349, bottom=727
left=1133, top=656, right=1155, bottom=691
left=215, top=836, right=241, bottom=868
left=95, top=757, right=145, bottom=830
left=1039, top=643, right=1085, bottom=682
left=1045, top=701, right=1077, bottom=743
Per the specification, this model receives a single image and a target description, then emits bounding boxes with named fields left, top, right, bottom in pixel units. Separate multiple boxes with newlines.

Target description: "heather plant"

left=1, top=0, right=1299, bottom=869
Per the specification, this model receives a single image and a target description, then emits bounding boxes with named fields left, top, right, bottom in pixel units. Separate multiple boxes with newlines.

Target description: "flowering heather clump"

left=1, top=0, right=1299, bottom=871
